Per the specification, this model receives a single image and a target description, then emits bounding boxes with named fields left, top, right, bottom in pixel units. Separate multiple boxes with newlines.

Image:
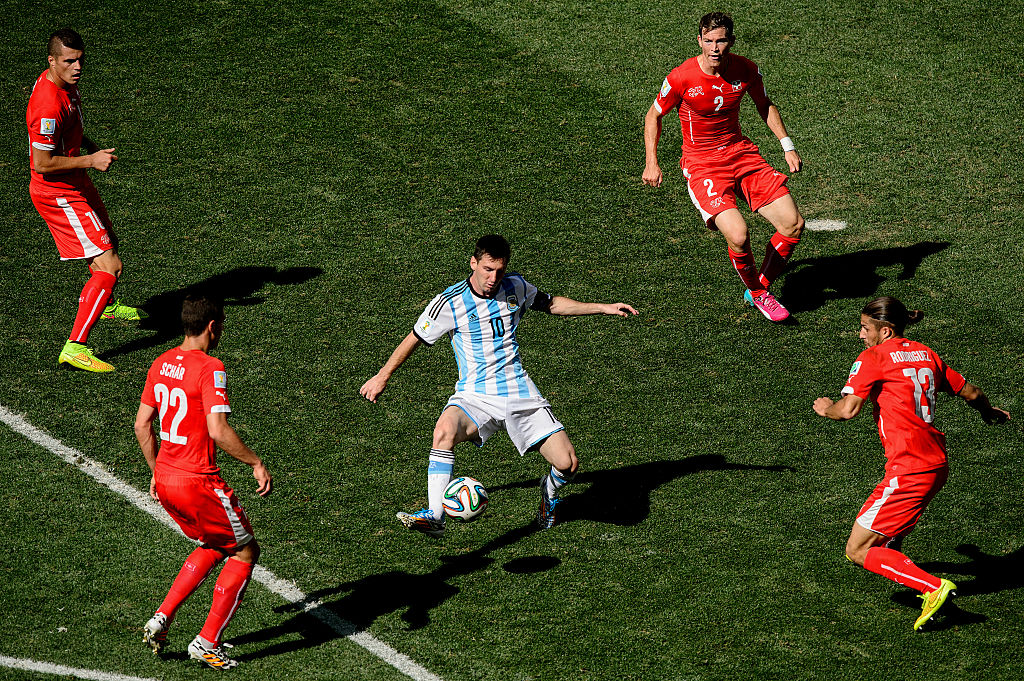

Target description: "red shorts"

left=30, top=184, right=114, bottom=260
left=155, top=471, right=254, bottom=551
left=682, top=139, right=789, bottom=228
left=856, top=466, right=948, bottom=538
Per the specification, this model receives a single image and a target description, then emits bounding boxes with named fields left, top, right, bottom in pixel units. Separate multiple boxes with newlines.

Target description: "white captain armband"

left=780, top=136, right=796, bottom=153
left=531, top=292, right=553, bottom=313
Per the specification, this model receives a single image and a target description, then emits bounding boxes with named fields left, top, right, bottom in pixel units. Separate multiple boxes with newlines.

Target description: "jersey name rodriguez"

left=414, top=274, right=552, bottom=398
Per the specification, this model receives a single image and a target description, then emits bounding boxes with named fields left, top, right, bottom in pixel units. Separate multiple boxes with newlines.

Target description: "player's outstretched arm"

left=134, top=402, right=160, bottom=500
left=360, top=332, right=424, bottom=403
left=813, top=394, right=864, bottom=421
left=207, top=413, right=273, bottom=496
left=642, top=103, right=665, bottom=187
left=958, top=382, right=1010, bottom=425
left=549, top=296, right=638, bottom=317
left=32, top=146, right=117, bottom=174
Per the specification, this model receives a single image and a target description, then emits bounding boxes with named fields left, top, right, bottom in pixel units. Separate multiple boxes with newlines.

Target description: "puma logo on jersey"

left=712, top=84, right=725, bottom=92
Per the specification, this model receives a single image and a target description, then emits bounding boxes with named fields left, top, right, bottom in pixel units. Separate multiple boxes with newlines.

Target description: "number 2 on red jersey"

left=153, top=382, right=188, bottom=444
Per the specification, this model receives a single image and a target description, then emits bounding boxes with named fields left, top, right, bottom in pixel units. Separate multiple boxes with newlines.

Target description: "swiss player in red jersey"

left=643, top=12, right=804, bottom=322
left=27, top=29, right=144, bottom=373
left=134, top=295, right=272, bottom=669
left=814, top=297, right=1009, bottom=630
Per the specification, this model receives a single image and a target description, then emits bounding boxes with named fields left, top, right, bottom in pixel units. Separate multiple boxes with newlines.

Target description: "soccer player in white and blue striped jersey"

left=360, top=235, right=637, bottom=536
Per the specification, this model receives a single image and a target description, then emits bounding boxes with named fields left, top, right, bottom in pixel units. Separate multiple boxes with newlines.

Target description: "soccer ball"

left=442, top=476, right=489, bottom=521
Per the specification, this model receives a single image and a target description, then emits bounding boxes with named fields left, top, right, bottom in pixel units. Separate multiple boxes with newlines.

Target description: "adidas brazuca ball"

left=442, top=476, right=489, bottom=521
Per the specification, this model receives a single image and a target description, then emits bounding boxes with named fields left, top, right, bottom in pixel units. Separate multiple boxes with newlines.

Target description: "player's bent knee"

left=844, top=542, right=866, bottom=567
left=786, top=214, right=805, bottom=238
left=432, top=422, right=459, bottom=450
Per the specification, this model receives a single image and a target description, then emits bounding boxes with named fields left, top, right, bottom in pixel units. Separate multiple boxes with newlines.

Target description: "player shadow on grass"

left=228, top=523, right=540, bottom=661
left=227, top=455, right=793, bottom=661
left=102, top=265, right=322, bottom=359
left=779, top=241, right=950, bottom=313
left=920, top=543, right=1024, bottom=597
left=490, top=453, right=795, bottom=527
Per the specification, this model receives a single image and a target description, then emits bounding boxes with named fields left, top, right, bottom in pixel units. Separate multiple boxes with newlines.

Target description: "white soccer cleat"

left=142, top=612, right=169, bottom=654
left=188, top=636, right=239, bottom=670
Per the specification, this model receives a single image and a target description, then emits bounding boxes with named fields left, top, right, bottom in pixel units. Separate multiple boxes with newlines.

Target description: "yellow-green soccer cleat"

left=914, top=579, right=957, bottom=631
left=101, top=299, right=147, bottom=321
left=58, top=341, right=115, bottom=372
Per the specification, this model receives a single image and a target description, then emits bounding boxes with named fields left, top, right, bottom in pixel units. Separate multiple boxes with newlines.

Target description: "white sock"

left=543, top=466, right=573, bottom=501
left=427, top=449, right=455, bottom=518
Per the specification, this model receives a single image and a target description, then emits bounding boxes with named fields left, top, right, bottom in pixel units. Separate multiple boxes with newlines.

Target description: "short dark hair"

left=698, top=12, right=734, bottom=38
left=473, top=234, right=511, bottom=263
left=181, top=294, right=224, bottom=337
left=48, top=28, right=84, bottom=57
left=861, top=296, right=924, bottom=336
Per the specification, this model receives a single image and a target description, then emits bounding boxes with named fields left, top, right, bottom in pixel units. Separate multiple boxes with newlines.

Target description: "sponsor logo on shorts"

left=100, top=233, right=111, bottom=245
left=40, top=118, right=56, bottom=135
left=709, top=197, right=724, bottom=209
left=506, top=295, right=519, bottom=312
left=686, top=86, right=705, bottom=97
left=660, top=78, right=671, bottom=98
left=214, top=370, right=227, bottom=388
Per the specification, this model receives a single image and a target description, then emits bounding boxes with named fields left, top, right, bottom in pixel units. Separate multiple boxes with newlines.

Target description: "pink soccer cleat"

left=744, top=290, right=790, bottom=322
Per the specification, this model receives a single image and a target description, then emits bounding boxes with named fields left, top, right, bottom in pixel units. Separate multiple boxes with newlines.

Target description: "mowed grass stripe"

left=0, top=404, right=444, bottom=681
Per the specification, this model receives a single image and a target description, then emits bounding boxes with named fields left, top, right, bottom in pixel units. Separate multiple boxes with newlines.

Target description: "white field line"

left=0, top=404, right=444, bottom=681
left=0, top=655, right=159, bottom=681
left=805, top=219, right=847, bottom=231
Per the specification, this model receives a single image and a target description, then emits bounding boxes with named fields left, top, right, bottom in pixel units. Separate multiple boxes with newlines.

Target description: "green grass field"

left=1, top=0, right=1022, bottom=679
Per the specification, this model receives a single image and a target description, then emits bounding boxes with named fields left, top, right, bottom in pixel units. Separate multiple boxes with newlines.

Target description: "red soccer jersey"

left=141, top=348, right=232, bottom=475
left=26, top=70, right=91, bottom=192
left=841, top=337, right=967, bottom=475
left=652, top=55, right=770, bottom=157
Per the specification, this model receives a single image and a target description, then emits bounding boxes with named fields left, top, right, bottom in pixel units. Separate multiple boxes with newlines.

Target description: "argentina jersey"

left=414, top=274, right=551, bottom=398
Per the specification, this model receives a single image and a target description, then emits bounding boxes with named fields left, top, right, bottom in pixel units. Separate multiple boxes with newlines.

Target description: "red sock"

left=69, top=270, right=116, bottom=343
left=863, top=546, right=941, bottom=593
left=727, top=247, right=765, bottom=295
left=758, top=232, right=800, bottom=289
left=157, top=546, right=223, bottom=619
left=198, top=557, right=255, bottom=646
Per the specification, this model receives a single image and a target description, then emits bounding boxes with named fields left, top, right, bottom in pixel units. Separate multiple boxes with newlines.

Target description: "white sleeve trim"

left=652, top=99, right=664, bottom=114
left=210, top=405, right=232, bottom=413
left=840, top=387, right=854, bottom=396
left=32, top=142, right=55, bottom=151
